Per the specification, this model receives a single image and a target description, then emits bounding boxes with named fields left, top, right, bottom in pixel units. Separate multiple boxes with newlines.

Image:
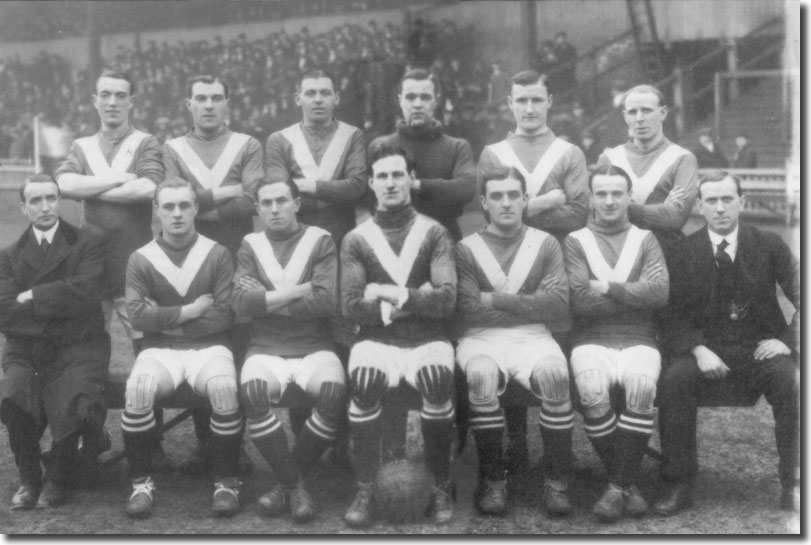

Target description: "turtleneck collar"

left=396, top=119, right=444, bottom=141
left=629, top=134, right=669, bottom=155
left=265, top=221, right=304, bottom=241
left=301, top=118, right=336, bottom=134
left=157, top=232, right=199, bottom=252
left=507, top=126, right=553, bottom=141
left=588, top=215, right=632, bottom=235
left=190, top=123, right=229, bottom=142
left=374, top=204, right=416, bottom=229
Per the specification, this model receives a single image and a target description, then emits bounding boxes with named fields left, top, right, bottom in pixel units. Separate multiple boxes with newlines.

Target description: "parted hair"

left=96, top=69, right=136, bottom=96
left=588, top=164, right=633, bottom=192
left=699, top=169, right=743, bottom=197
left=479, top=165, right=526, bottom=196
left=296, top=68, right=338, bottom=92
left=367, top=140, right=415, bottom=174
left=509, top=70, right=550, bottom=92
left=399, top=68, right=442, bottom=98
left=154, top=176, right=198, bottom=203
left=186, top=74, right=230, bottom=99
left=621, top=84, right=665, bottom=109
left=255, top=177, right=301, bottom=201
left=19, top=173, right=59, bottom=202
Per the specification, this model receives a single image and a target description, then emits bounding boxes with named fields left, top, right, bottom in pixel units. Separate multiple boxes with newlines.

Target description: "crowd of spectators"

left=0, top=12, right=598, bottom=165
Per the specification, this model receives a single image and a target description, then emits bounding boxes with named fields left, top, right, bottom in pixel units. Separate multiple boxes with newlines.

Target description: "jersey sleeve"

left=400, top=225, right=457, bottom=319
left=182, top=247, right=235, bottom=338
left=605, top=232, right=669, bottom=309
left=314, top=128, right=368, bottom=206
left=134, top=135, right=165, bottom=183
left=231, top=239, right=268, bottom=319
left=415, top=138, right=477, bottom=208
left=286, top=234, right=339, bottom=318
left=525, top=146, right=589, bottom=236
left=628, top=153, right=699, bottom=232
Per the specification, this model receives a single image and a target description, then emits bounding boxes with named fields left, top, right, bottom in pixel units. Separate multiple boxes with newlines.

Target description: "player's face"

left=508, top=81, right=552, bottom=135
left=187, top=81, right=229, bottom=133
left=698, top=177, right=744, bottom=236
left=21, top=181, right=60, bottom=231
left=257, top=182, right=300, bottom=234
left=93, top=77, right=133, bottom=130
left=623, top=91, right=667, bottom=144
left=590, top=174, right=631, bottom=225
left=155, top=186, right=198, bottom=238
left=482, top=177, right=527, bottom=232
left=370, top=154, right=412, bottom=211
left=296, top=77, right=339, bottom=125
left=399, top=78, right=437, bottom=127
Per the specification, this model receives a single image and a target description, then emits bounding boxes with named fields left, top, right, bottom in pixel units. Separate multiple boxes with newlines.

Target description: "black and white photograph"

left=0, top=0, right=800, bottom=535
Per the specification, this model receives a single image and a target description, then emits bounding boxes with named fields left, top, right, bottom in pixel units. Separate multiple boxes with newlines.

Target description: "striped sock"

left=349, top=400, right=382, bottom=483
left=248, top=411, right=299, bottom=485
left=294, top=411, right=338, bottom=476
left=421, top=402, right=456, bottom=486
left=612, top=410, right=654, bottom=488
left=539, top=405, right=574, bottom=481
left=121, top=409, right=156, bottom=478
left=470, top=408, right=505, bottom=479
left=584, top=410, right=618, bottom=470
left=209, top=411, right=244, bottom=479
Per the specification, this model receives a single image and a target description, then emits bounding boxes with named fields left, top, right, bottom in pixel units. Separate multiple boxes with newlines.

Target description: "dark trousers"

left=3, top=400, right=80, bottom=486
left=658, top=344, right=799, bottom=487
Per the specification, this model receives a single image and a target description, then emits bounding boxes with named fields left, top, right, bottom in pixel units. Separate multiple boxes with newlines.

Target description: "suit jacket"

left=732, top=145, right=758, bottom=169
left=662, top=223, right=799, bottom=357
left=691, top=144, right=729, bottom=169
left=0, top=220, right=109, bottom=440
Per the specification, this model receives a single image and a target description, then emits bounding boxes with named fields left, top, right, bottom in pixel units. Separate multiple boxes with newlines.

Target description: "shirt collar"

left=708, top=225, right=739, bottom=250
left=34, top=220, right=59, bottom=245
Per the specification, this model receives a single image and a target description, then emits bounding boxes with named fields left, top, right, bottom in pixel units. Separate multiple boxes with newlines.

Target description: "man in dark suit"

left=0, top=174, right=110, bottom=510
left=654, top=170, right=799, bottom=515
left=731, top=133, right=758, bottom=169
left=691, top=127, right=729, bottom=169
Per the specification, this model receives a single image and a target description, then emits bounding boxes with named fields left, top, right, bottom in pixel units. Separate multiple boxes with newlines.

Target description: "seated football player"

left=455, top=165, right=575, bottom=516
left=340, top=142, right=458, bottom=528
left=563, top=165, right=669, bottom=522
left=121, top=177, right=242, bottom=519
left=232, top=178, right=345, bottom=523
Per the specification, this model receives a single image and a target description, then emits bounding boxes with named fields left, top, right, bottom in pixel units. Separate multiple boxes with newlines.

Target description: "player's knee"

left=315, top=381, right=347, bottom=423
left=625, top=374, right=657, bottom=413
left=465, top=357, right=500, bottom=408
left=574, top=369, right=610, bottom=410
left=206, top=375, right=239, bottom=415
left=125, top=373, right=159, bottom=412
left=240, top=378, right=275, bottom=417
left=530, top=364, right=570, bottom=403
left=350, top=366, right=388, bottom=408
left=416, top=364, right=454, bottom=405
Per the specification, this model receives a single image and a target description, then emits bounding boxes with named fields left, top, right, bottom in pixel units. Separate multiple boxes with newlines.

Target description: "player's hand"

left=363, top=283, right=380, bottom=302
left=480, top=291, right=493, bottom=306
left=114, top=172, right=137, bottom=186
left=15, top=290, right=33, bottom=304
left=376, top=284, right=402, bottom=305
left=540, top=274, right=558, bottom=291
left=294, top=178, right=317, bottom=194
left=665, top=186, right=685, bottom=205
left=192, top=293, right=215, bottom=315
left=753, top=338, right=791, bottom=361
left=390, top=308, right=412, bottom=321
left=589, top=279, right=609, bottom=294
left=545, top=188, right=566, bottom=208
left=238, top=275, right=264, bottom=291
left=222, top=184, right=244, bottom=199
left=419, top=281, right=433, bottom=293
left=144, top=297, right=158, bottom=307
left=641, top=260, right=663, bottom=280
left=692, top=345, right=730, bottom=380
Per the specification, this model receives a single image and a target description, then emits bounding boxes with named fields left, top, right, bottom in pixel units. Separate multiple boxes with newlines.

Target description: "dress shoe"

left=11, top=484, right=39, bottom=511
left=476, top=478, right=508, bottom=516
left=652, top=482, right=693, bottom=516
left=36, top=480, right=68, bottom=509
left=780, top=484, right=799, bottom=512
left=258, top=484, right=288, bottom=517
left=542, top=478, right=572, bottom=516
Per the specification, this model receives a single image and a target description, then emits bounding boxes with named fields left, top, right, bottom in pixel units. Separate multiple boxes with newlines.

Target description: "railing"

left=693, top=168, right=794, bottom=223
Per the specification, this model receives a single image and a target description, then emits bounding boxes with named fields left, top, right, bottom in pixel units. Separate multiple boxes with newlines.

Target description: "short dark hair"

left=255, top=177, right=300, bottom=201
left=509, top=70, right=550, bottom=95
left=698, top=169, right=742, bottom=197
left=296, top=68, right=338, bottom=93
left=621, top=84, right=665, bottom=109
left=367, top=140, right=415, bottom=174
left=186, top=75, right=229, bottom=99
left=154, top=176, right=198, bottom=204
left=588, top=164, right=632, bottom=192
left=20, top=174, right=59, bottom=202
left=480, top=165, right=526, bottom=196
left=96, top=70, right=136, bottom=96
left=399, top=68, right=441, bottom=98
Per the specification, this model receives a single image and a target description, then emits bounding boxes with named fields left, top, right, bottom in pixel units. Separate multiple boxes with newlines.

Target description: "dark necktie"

left=41, top=238, right=50, bottom=257
left=715, top=239, right=732, bottom=268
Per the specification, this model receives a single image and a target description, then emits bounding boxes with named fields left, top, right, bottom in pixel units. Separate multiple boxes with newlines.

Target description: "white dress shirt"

left=708, top=226, right=739, bottom=262
left=33, top=221, right=59, bottom=246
